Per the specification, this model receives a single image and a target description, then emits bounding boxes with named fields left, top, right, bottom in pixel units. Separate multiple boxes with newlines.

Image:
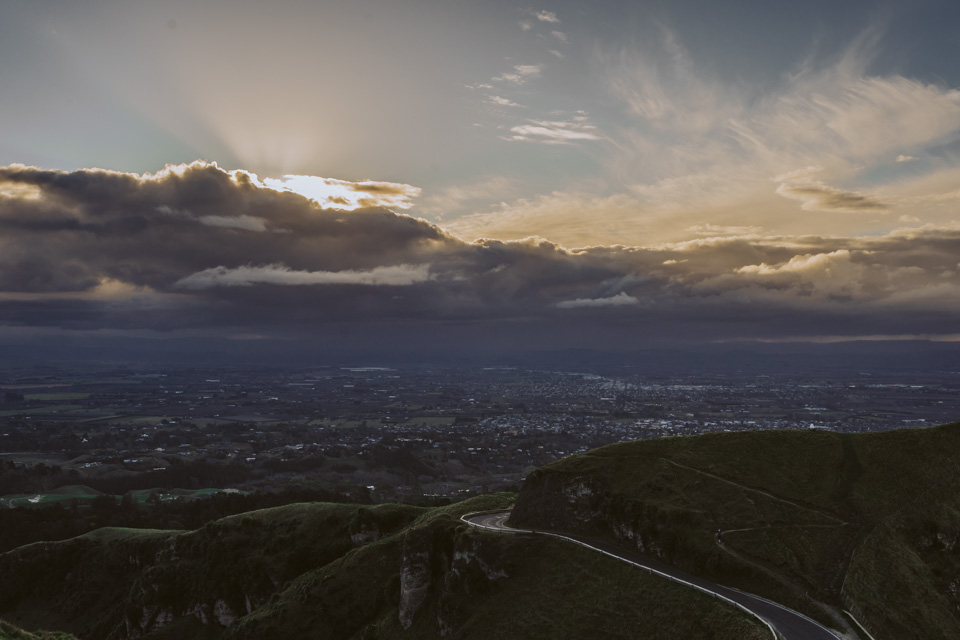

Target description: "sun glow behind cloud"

left=3, top=161, right=960, bottom=345
left=263, top=175, right=421, bottom=211
left=4, top=1, right=960, bottom=348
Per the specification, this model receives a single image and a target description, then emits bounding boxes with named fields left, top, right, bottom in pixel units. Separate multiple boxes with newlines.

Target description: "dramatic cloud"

left=2, top=161, right=960, bottom=347
left=263, top=175, right=421, bottom=210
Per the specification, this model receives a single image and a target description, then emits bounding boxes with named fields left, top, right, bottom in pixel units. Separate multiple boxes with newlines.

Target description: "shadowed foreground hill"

left=510, top=422, right=960, bottom=640
left=0, top=495, right=767, bottom=640
left=0, top=619, right=77, bottom=640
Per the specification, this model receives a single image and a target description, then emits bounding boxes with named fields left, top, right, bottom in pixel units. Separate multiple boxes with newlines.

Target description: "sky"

left=2, top=0, right=960, bottom=357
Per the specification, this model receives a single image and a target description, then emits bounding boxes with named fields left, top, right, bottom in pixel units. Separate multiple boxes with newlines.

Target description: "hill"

left=510, top=423, right=960, bottom=639
left=0, top=495, right=767, bottom=639
left=0, top=619, right=77, bottom=640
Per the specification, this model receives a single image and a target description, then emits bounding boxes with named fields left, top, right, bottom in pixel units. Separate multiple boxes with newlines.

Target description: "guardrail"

left=842, top=609, right=877, bottom=640
left=461, top=511, right=782, bottom=640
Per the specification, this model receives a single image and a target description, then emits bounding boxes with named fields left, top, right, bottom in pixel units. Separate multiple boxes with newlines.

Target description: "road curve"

left=464, top=511, right=844, bottom=640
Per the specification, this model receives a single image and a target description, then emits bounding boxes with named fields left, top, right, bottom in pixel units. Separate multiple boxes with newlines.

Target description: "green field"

left=22, top=393, right=90, bottom=402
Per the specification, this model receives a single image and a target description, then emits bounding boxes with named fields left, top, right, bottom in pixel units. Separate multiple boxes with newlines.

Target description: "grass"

left=0, top=619, right=77, bottom=640
left=0, top=492, right=769, bottom=640
left=7, top=425, right=960, bottom=639
left=512, top=423, right=960, bottom=639
left=1, top=493, right=97, bottom=508
left=0, top=501, right=426, bottom=638
left=226, top=493, right=767, bottom=640
left=22, top=394, right=90, bottom=402
left=434, top=535, right=768, bottom=640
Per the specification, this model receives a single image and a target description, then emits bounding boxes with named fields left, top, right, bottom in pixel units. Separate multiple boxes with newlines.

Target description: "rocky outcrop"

left=351, top=524, right=381, bottom=546
left=398, top=519, right=451, bottom=629
left=511, top=468, right=691, bottom=567
left=398, top=517, right=514, bottom=634
left=399, top=546, right=432, bottom=629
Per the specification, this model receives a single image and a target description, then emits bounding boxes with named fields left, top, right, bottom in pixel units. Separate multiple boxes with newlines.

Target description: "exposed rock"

left=214, top=599, right=237, bottom=626
left=399, top=547, right=432, bottom=629
left=351, top=524, right=381, bottom=546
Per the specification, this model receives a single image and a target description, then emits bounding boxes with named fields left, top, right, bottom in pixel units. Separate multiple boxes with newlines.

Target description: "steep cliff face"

left=0, top=531, right=176, bottom=640
left=398, top=525, right=443, bottom=630
left=510, top=466, right=683, bottom=563
left=0, top=492, right=776, bottom=640
left=398, top=517, right=514, bottom=634
left=0, top=503, right=424, bottom=640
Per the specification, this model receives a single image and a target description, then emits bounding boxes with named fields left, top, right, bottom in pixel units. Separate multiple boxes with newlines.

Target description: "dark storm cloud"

left=1, top=162, right=959, bottom=345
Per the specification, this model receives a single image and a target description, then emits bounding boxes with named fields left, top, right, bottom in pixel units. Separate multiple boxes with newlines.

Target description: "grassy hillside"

left=0, top=502, right=425, bottom=639
left=510, top=423, right=960, bottom=639
left=0, top=619, right=77, bottom=640
left=0, top=494, right=767, bottom=640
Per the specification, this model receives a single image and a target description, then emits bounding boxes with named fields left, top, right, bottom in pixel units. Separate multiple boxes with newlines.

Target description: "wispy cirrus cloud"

left=419, top=176, right=517, bottom=216
left=451, top=24, right=959, bottom=247
left=688, top=224, right=763, bottom=236
left=487, top=95, right=525, bottom=108
left=533, top=10, right=560, bottom=24
left=506, top=118, right=601, bottom=144
left=493, top=64, right=543, bottom=85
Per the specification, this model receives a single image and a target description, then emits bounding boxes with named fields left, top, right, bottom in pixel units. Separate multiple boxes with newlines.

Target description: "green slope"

left=0, top=619, right=77, bottom=640
left=0, top=494, right=767, bottom=640
left=510, top=423, right=960, bottom=639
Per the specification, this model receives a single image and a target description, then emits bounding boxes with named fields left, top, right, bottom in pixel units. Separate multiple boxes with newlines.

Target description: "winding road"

left=464, top=511, right=847, bottom=640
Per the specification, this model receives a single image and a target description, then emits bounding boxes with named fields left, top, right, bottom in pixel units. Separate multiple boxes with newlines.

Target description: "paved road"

left=465, top=512, right=844, bottom=640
